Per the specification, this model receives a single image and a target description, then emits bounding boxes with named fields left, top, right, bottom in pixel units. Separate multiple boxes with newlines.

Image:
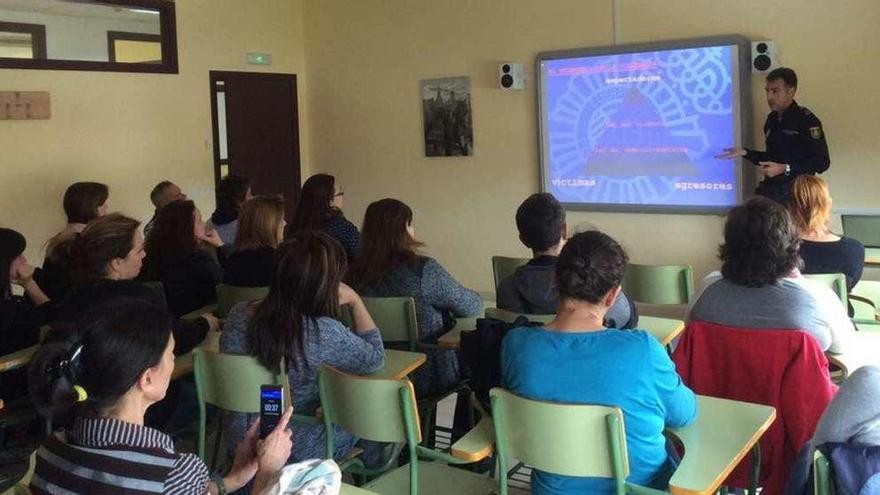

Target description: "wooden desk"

left=367, top=349, right=426, bottom=380
left=437, top=315, right=686, bottom=349
left=0, top=345, right=38, bottom=372
left=826, top=331, right=880, bottom=378
left=667, top=395, right=776, bottom=495
left=865, top=247, right=880, bottom=267
left=173, top=334, right=426, bottom=382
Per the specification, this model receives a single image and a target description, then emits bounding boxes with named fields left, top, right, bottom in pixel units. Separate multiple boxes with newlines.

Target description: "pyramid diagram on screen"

left=584, top=87, right=698, bottom=177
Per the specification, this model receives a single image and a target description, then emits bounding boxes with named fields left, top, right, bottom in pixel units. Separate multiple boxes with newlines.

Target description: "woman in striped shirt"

left=27, top=297, right=293, bottom=494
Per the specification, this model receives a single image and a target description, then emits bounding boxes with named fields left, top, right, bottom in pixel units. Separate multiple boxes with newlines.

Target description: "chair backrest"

left=361, top=297, right=419, bottom=349
left=841, top=215, right=880, bottom=248
left=484, top=307, right=554, bottom=324
left=216, top=283, right=269, bottom=318
left=622, top=263, right=694, bottom=305
left=491, top=256, right=530, bottom=294
left=490, top=388, right=629, bottom=481
left=812, top=449, right=833, bottom=495
left=317, top=366, right=420, bottom=446
left=804, top=273, right=848, bottom=307
left=672, top=321, right=835, bottom=493
left=192, top=349, right=287, bottom=459
left=140, top=281, right=168, bottom=310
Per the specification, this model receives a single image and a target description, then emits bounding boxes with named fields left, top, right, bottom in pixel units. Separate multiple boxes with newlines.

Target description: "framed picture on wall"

left=421, top=76, right=473, bottom=157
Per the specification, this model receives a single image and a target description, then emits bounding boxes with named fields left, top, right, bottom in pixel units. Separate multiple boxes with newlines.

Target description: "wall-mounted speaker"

left=499, top=62, right=525, bottom=90
left=751, top=41, right=777, bottom=74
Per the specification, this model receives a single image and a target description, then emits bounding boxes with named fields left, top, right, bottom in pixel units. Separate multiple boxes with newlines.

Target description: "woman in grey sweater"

left=220, top=231, right=385, bottom=463
left=348, top=198, right=482, bottom=396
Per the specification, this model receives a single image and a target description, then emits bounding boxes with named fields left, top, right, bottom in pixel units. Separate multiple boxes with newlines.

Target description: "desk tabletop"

left=865, top=247, right=880, bottom=266
left=367, top=349, right=426, bottom=380
left=826, top=331, right=880, bottom=378
left=172, top=335, right=426, bottom=382
left=667, top=395, right=776, bottom=495
left=437, top=315, right=685, bottom=349
left=0, top=344, right=38, bottom=373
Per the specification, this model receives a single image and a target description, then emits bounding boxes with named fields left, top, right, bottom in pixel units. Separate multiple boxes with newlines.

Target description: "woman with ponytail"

left=28, top=297, right=293, bottom=494
left=57, top=213, right=220, bottom=355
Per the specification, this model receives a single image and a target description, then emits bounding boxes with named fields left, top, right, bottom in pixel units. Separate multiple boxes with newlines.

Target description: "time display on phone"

left=260, top=385, right=284, bottom=439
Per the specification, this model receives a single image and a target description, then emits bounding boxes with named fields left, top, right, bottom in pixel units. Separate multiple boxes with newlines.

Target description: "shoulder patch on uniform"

left=810, top=126, right=822, bottom=139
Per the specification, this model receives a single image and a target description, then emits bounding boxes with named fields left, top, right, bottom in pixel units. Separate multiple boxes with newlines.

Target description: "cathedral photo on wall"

left=421, top=76, right=474, bottom=157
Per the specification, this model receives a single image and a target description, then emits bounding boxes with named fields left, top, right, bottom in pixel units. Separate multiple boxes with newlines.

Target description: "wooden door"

left=210, top=71, right=301, bottom=220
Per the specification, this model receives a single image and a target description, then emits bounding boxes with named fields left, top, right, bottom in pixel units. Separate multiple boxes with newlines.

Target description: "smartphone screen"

left=260, top=385, right=284, bottom=439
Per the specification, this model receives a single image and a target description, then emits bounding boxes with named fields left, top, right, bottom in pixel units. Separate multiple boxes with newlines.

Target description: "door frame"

left=208, top=70, right=301, bottom=194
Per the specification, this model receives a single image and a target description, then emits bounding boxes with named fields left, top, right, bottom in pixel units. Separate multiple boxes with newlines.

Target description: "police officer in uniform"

left=717, top=67, right=830, bottom=203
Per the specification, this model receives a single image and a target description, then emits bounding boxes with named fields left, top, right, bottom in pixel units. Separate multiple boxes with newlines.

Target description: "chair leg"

left=748, top=443, right=761, bottom=495
left=210, top=414, right=224, bottom=473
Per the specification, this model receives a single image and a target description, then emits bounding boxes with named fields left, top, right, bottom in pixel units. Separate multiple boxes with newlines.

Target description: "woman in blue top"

left=501, top=230, right=698, bottom=494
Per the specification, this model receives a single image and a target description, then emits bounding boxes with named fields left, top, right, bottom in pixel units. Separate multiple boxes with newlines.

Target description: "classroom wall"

left=304, top=0, right=880, bottom=294
left=0, top=0, right=309, bottom=265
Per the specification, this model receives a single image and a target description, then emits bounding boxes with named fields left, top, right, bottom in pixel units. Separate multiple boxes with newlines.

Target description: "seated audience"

left=1, top=228, right=52, bottom=401
left=145, top=180, right=187, bottom=237
left=57, top=213, right=217, bottom=353
left=208, top=175, right=252, bottom=245
left=28, top=297, right=292, bottom=494
left=690, top=196, right=854, bottom=353
left=787, top=365, right=880, bottom=494
left=37, top=181, right=109, bottom=299
left=349, top=198, right=481, bottom=395
left=502, top=230, right=697, bottom=494
left=789, top=175, right=864, bottom=291
left=497, top=193, right=637, bottom=328
left=221, top=231, right=384, bottom=462
left=289, top=174, right=360, bottom=261
left=142, top=200, right=224, bottom=317
left=224, top=195, right=286, bottom=287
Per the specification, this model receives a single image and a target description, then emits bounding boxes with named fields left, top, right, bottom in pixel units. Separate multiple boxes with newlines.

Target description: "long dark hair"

left=28, top=297, right=171, bottom=426
left=63, top=182, right=109, bottom=224
left=69, top=213, right=141, bottom=283
left=720, top=197, right=802, bottom=288
left=0, top=228, right=26, bottom=300
left=143, top=200, right=199, bottom=277
left=248, top=231, right=346, bottom=374
left=46, top=182, right=110, bottom=258
left=349, top=198, right=424, bottom=289
left=213, top=175, right=251, bottom=223
left=289, top=174, right=340, bottom=234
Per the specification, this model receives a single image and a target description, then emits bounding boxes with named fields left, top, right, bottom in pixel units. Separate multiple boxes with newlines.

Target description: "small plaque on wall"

left=0, top=92, right=51, bottom=120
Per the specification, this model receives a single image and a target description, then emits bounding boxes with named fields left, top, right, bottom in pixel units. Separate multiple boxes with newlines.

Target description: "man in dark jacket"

left=496, top=193, right=638, bottom=328
left=716, top=67, right=830, bottom=204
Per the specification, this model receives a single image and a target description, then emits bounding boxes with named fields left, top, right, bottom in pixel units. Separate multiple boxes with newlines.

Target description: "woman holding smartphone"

left=28, top=297, right=293, bottom=494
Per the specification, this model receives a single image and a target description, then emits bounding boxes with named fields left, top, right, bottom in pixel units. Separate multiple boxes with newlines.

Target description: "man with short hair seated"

left=145, top=180, right=187, bottom=237
left=497, top=193, right=637, bottom=328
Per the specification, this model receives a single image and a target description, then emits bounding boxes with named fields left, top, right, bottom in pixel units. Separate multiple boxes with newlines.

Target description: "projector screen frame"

left=536, top=34, right=754, bottom=215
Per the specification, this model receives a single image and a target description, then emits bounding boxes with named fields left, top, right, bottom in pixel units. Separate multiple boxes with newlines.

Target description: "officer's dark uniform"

left=744, top=100, right=830, bottom=204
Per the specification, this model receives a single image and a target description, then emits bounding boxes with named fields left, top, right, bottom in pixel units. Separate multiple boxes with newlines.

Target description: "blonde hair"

left=789, top=175, right=832, bottom=234
left=234, top=196, right=286, bottom=251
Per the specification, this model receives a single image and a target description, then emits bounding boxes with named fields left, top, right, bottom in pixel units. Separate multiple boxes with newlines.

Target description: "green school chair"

left=812, top=449, right=833, bottom=495
left=490, top=388, right=667, bottom=495
left=361, top=297, right=420, bottom=351
left=841, top=215, right=880, bottom=248
left=491, top=256, right=530, bottom=294
left=358, top=296, right=469, bottom=449
left=622, top=264, right=694, bottom=305
left=316, top=366, right=495, bottom=494
left=804, top=273, right=848, bottom=308
left=851, top=280, right=880, bottom=325
left=192, top=350, right=317, bottom=467
left=215, top=283, right=269, bottom=318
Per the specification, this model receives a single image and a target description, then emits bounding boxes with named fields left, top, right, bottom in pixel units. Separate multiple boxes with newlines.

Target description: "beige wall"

left=304, top=0, right=880, bottom=293
left=0, top=0, right=308, bottom=265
